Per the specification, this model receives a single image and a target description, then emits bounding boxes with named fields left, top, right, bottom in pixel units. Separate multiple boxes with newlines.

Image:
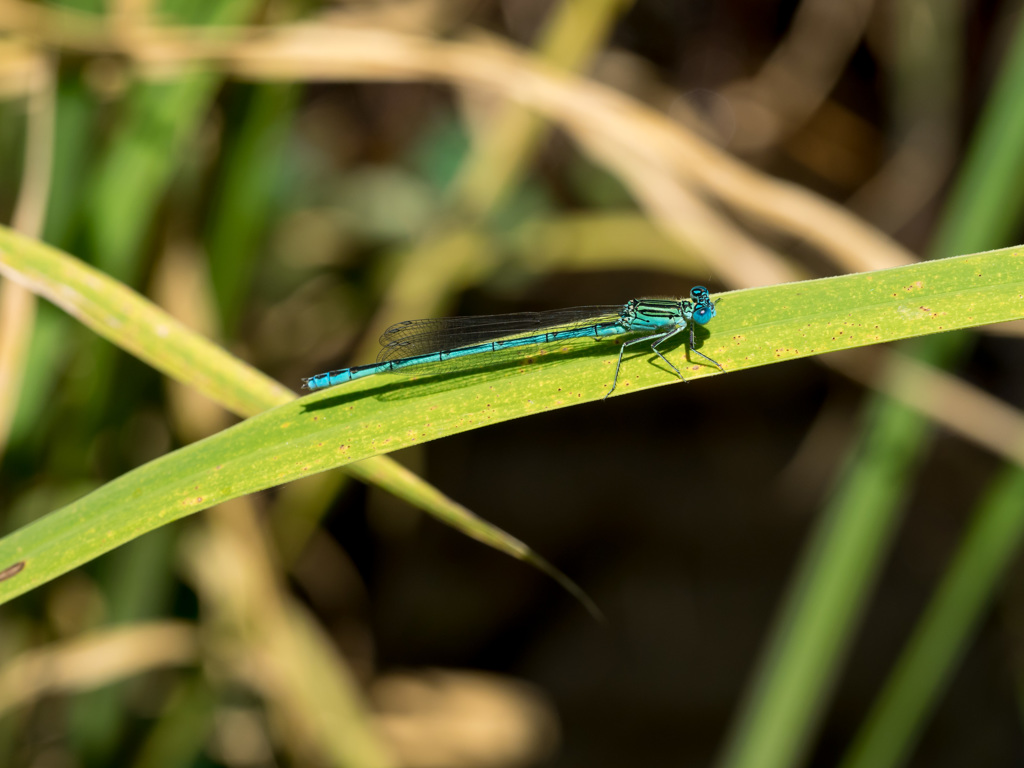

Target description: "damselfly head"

left=692, top=302, right=716, bottom=325
left=689, top=286, right=717, bottom=325
left=689, top=286, right=711, bottom=303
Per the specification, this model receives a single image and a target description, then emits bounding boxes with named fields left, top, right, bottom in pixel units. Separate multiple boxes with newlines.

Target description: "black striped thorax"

left=620, top=298, right=694, bottom=332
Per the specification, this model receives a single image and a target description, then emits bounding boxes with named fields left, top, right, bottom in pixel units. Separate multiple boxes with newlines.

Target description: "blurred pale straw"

left=577, top=130, right=804, bottom=287
left=182, top=498, right=393, bottom=767
left=452, top=0, right=628, bottom=217
left=372, top=669, right=558, bottom=768
left=162, top=25, right=919, bottom=276
left=717, top=0, right=877, bottom=153
left=149, top=242, right=391, bottom=763
left=150, top=239, right=234, bottom=442
left=0, top=7, right=914, bottom=275
left=356, top=0, right=628, bottom=363
left=0, top=621, right=199, bottom=716
left=825, top=348, right=1024, bottom=468
left=514, top=212, right=709, bottom=276
left=0, top=53, right=53, bottom=460
left=0, top=39, right=44, bottom=97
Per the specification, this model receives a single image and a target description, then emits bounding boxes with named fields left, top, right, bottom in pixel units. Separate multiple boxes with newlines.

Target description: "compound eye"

left=692, top=303, right=716, bottom=325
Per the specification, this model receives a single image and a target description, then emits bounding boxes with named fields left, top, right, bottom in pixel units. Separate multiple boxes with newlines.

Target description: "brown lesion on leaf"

left=0, top=561, right=26, bottom=582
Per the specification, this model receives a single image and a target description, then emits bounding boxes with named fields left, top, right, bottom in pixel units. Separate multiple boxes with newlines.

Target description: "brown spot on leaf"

left=0, top=561, right=26, bottom=582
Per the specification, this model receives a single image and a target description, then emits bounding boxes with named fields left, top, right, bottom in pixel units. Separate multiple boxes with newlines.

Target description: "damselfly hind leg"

left=688, top=324, right=724, bottom=371
left=649, top=326, right=685, bottom=376
left=603, top=330, right=681, bottom=400
left=603, top=340, right=631, bottom=400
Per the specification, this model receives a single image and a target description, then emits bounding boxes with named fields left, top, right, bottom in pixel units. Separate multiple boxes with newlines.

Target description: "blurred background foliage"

left=1, top=0, right=1024, bottom=766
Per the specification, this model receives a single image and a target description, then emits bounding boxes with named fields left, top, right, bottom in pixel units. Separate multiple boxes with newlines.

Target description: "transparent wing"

left=376, top=305, right=624, bottom=363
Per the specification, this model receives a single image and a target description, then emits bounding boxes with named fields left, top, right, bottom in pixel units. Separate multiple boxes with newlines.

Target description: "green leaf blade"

left=1, top=248, right=1022, bottom=604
